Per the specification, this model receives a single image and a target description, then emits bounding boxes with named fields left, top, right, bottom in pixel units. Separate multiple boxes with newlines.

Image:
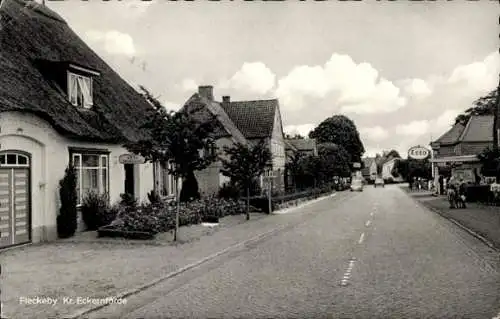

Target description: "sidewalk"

left=0, top=191, right=339, bottom=319
left=403, top=187, right=500, bottom=251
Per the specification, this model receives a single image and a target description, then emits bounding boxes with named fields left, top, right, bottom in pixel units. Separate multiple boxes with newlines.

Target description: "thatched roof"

left=0, top=0, right=154, bottom=143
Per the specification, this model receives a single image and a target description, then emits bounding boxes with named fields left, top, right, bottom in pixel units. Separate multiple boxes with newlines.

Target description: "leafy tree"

left=454, top=88, right=498, bottom=125
left=385, top=149, right=401, bottom=159
left=393, top=158, right=431, bottom=181
left=285, top=152, right=304, bottom=192
left=317, top=143, right=351, bottom=178
left=220, top=140, right=272, bottom=220
left=309, top=115, right=365, bottom=165
left=125, top=86, right=217, bottom=241
left=477, top=147, right=500, bottom=182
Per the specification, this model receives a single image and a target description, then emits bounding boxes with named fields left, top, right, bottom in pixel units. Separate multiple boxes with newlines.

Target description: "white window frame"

left=67, top=71, right=93, bottom=109
left=72, top=153, right=108, bottom=206
left=154, top=161, right=175, bottom=197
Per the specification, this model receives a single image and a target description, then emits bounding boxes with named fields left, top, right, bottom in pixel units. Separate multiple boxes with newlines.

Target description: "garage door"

left=0, top=152, right=30, bottom=248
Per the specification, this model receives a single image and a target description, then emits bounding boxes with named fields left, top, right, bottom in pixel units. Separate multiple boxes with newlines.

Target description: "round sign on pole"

left=407, top=146, right=430, bottom=160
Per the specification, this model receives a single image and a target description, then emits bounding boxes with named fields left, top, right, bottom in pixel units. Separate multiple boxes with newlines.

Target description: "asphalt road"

left=89, top=185, right=500, bottom=319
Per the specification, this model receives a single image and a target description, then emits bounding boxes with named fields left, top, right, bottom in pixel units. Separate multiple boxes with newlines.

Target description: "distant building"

left=361, top=157, right=377, bottom=182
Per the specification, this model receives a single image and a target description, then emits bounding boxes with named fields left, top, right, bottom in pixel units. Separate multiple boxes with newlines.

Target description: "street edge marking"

left=66, top=191, right=340, bottom=318
left=358, top=233, right=365, bottom=244
left=272, top=192, right=337, bottom=215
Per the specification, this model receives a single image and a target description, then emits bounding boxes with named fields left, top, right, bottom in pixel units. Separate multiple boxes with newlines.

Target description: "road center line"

left=365, top=220, right=371, bottom=227
left=370, top=212, right=374, bottom=217
left=358, top=233, right=365, bottom=244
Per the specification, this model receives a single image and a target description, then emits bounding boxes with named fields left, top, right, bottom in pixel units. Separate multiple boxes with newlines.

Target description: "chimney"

left=222, top=96, right=230, bottom=106
left=198, top=85, right=214, bottom=100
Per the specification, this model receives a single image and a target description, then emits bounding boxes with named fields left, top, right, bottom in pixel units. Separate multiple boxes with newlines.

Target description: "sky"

left=45, top=0, right=499, bottom=158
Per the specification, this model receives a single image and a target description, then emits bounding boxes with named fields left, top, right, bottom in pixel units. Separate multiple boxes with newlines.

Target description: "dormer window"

left=68, top=72, right=93, bottom=108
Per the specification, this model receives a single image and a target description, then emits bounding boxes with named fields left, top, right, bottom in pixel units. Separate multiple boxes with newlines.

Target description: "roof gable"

left=433, top=122, right=466, bottom=146
left=286, top=139, right=317, bottom=151
left=0, top=0, right=154, bottom=142
left=458, top=115, right=493, bottom=143
left=183, top=94, right=247, bottom=146
left=221, top=99, right=278, bottom=139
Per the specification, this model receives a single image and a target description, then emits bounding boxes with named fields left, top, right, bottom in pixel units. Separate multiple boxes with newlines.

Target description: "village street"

left=88, top=185, right=500, bottom=319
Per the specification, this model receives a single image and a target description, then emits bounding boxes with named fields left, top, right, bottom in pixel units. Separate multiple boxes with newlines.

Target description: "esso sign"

left=408, top=146, right=430, bottom=160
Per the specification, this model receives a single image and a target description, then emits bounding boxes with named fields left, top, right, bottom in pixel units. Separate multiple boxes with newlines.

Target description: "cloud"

left=395, top=120, right=430, bottom=137
left=163, top=100, right=181, bottom=111
left=360, top=126, right=389, bottom=142
left=181, top=78, right=198, bottom=92
left=220, top=62, right=276, bottom=95
left=401, top=78, right=432, bottom=98
left=85, top=30, right=136, bottom=56
left=283, top=124, right=316, bottom=137
left=275, top=53, right=407, bottom=114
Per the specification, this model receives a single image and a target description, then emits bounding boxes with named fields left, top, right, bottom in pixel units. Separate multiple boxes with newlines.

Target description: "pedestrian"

left=458, top=178, right=467, bottom=208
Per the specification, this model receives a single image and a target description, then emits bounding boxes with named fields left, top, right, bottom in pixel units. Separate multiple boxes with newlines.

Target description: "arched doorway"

left=0, top=151, right=31, bottom=248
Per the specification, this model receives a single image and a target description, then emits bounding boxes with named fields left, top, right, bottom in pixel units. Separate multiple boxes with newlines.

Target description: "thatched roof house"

left=0, top=0, right=166, bottom=248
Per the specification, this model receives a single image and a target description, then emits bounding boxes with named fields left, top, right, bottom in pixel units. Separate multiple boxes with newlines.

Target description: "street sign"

left=119, top=153, right=146, bottom=164
left=408, top=146, right=430, bottom=160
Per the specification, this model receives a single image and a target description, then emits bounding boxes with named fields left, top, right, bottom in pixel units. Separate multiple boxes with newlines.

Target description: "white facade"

left=0, top=111, right=156, bottom=244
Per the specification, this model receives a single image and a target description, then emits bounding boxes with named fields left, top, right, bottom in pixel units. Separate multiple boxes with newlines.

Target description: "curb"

left=425, top=204, right=498, bottom=252
left=66, top=191, right=338, bottom=318
left=409, top=195, right=499, bottom=253
left=273, top=192, right=337, bottom=215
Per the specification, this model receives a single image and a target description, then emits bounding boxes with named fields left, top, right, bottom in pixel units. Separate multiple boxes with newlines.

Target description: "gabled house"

left=361, top=157, right=377, bottom=182
left=430, top=115, right=494, bottom=182
left=0, top=0, right=174, bottom=248
left=182, top=86, right=286, bottom=195
left=381, top=158, right=404, bottom=182
left=285, top=139, right=318, bottom=157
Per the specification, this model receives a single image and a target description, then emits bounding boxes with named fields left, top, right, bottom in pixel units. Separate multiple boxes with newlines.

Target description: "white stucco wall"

left=0, top=111, right=154, bottom=243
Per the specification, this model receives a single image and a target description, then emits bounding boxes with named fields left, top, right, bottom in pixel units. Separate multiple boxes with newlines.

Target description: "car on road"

left=350, top=178, right=363, bottom=192
left=374, top=177, right=385, bottom=188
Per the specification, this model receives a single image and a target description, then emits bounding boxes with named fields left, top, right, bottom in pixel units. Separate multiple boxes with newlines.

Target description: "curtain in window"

left=77, top=76, right=93, bottom=108
left=69, top=74, right=78, bottom=105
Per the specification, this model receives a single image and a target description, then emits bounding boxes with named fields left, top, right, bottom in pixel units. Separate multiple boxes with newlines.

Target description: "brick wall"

left=460, top=141, right=492, bottom=156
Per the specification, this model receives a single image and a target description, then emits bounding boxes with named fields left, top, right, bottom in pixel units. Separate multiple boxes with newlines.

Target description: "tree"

left=454, top=88, right=498, bottom=125
left=393, top=158, right=432, bottom=181
left=477, top=147, right=500, bottom=181
left=309, top=115, right=365, bottom=165
left=317, top=143, right=351, bottom=178
left=220, top=140, right=272, bottom=220
left=385, top=149, right=401, bottom=159
left=125, top=86, right=217, bottom=241
left=285, top=152, right=304, bottom=192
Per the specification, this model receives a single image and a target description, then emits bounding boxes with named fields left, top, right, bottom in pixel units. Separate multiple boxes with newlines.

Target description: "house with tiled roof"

left=430, top=115, right=494, bottom=183
left=0, top=0, right=172, bottom=247
left=285, top=139, right=318, bottom=157
left=183, top=86, right=286, bottom=195
left=361, top=157, right=377, bottom=182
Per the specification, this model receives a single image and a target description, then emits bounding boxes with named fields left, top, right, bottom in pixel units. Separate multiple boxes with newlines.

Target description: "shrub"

left=180, top=171, right=200, bottom=202
left=120, top=193, right=138, bottom=208
left=81, top=191, right=115, bottom=231
left=218, top=183, right=241, bottom=199
left=147, top=190, right=162, bottom=204
left=57, top=165, right=78, bottom=238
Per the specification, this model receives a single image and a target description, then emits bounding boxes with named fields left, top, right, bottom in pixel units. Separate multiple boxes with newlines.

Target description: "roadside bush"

left=81, top=191, right=115, bottom=231
left=57, top=165, right=78, bottom=238
left=111, top=197, right=248, bottom=234
left=147, top=190, right=162, bottom=204
left=218, top=183, right=241, bottom=199
left=120, top=193, right=138, bottom=208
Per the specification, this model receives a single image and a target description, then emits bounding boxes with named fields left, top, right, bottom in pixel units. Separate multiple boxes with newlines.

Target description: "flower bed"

left=97, top=197, right=247, bottom=239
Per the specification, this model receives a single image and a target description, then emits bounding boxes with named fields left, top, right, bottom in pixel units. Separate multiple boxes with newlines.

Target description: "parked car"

left=374, top=177, right=385, bottom=188
left=350, top=179, right=363, bottom=192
